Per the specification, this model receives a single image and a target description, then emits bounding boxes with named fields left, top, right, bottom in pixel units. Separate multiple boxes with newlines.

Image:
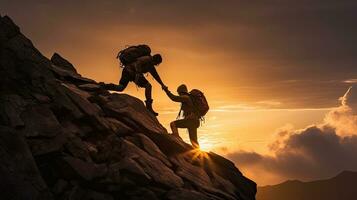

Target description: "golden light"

left=197, top=140, right=214, bottom=152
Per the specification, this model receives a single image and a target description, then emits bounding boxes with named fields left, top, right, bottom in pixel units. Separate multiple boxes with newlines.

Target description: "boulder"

left=63, top=156, right=107, bottom=181
left=120, top=139, right=184, bottom=189
left=21, top=105, right=63, bottom=137
left=103, top=93, right=167, bottom=134
left=67, top=186, right=113, bottom=200
left=0, top=94, right=26, bottom=127
left=27, top=133, right=67, bottom=156
left=51, top=53, right=77, bottom=73
left=0, top=126, right=52, bottom=199
left=166, top=189, right=215, bottom=200
left=136, top=133, right=172, bottom=167
left=78, top=83, right=102, bottom=91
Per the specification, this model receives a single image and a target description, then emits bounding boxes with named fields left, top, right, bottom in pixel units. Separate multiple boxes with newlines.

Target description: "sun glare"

left=198, top=141, right=214, bottom=152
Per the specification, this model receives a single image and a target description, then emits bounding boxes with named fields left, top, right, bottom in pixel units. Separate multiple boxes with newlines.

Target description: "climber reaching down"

left=100, top=45, right=167, bottom=116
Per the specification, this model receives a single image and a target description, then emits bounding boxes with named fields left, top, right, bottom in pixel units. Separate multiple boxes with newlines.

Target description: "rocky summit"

left=0, top=15, right=256, bottom=200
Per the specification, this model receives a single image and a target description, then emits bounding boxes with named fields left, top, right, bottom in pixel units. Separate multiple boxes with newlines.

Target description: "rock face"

left=0, top=15, right=256, bottom=200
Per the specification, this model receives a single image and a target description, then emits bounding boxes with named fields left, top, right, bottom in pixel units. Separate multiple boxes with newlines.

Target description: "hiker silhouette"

left=100, top=45, right=167, bottom=116
left=164, top=84, right=209, bottom=149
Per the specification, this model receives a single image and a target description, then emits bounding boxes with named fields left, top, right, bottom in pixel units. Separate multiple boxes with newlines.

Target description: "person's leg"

left=188, top=119, right=200, bottom=148
left=171, top=119, right=191, bottom=139
left=188, top=127, right=199, bottom=148
left=144, top=82, right=152, bottom=102
left=144, top=83, right=159, bottom=116
left=101, top=70, right=129, bottom=91
left=137, top=76, right=158, bottom=116
left=170, top=121, right=179, bottom=137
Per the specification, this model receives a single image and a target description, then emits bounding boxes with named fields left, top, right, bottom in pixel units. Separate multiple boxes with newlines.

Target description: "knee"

left=117, top=84, right=126, bottom=91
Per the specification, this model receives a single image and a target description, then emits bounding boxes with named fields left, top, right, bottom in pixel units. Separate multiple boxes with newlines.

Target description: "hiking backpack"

left=189, top=89, right=209, bottom=118
left=117, top=45, right=151, bottom=67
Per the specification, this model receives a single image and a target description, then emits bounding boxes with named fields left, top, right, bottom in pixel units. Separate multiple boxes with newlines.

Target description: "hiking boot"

left=145, top=99, right=158, bottom=116
left=98, top=82, right=106, bottom=88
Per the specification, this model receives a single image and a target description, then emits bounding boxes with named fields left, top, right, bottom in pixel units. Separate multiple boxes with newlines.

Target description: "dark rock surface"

left=0, top=15, right=256, bottom=200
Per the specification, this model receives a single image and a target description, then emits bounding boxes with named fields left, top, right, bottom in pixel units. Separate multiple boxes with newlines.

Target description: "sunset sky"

left=2, top=0, right=357, bottom=186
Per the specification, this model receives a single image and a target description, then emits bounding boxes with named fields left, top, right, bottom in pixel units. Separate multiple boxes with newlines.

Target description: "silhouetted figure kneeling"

left=100, top=45, right=167, bottom=116
left=164, top=84, right=209, bottom=149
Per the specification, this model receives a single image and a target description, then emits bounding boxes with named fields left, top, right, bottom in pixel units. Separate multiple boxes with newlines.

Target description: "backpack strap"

left=176, top=93, right=189, bottom=119
left=176, top=105, right=183, bottom=119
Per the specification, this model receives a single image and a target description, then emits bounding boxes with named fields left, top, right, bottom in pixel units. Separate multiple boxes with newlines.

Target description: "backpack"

left=189, top=89, right=209, bottom=118
left=117, top=45, right=151, bottom=67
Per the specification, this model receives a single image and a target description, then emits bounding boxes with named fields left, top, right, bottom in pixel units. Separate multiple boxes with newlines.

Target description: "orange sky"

left=2, top=0, right=357, bottom=186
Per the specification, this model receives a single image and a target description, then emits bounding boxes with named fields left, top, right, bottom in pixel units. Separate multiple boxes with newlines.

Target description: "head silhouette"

left=177, top=84, right=188, bottom=95
left=152, top=54, right=162, bottom=65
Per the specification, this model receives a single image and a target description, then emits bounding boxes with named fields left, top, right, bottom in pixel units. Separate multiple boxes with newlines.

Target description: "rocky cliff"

left=0, top=15, right=256, bottom=200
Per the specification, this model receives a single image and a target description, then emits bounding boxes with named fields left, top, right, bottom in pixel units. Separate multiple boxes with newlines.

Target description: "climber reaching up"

left=163, top=84, right=209, bottom=149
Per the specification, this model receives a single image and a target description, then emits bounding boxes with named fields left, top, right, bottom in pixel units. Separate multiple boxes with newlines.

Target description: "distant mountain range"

left=257, top=171, right=357, bottom=200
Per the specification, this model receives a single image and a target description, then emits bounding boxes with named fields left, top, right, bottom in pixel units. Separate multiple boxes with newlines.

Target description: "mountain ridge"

left=257, top=170, right=357, bottom=200
left=0, top=15, right=256, bottom=200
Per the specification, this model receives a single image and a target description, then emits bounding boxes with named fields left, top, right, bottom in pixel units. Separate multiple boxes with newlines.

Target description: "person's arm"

left=149, top=66, right=165, bottom=87
left=164, top=89, right=189, bottom=103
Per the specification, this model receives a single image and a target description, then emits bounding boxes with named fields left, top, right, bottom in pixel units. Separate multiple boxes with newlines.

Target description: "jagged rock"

left=124, top=187, right=159, bottom=200
left=61, top=83, right=101, bottom=116
left=0, top=15, right=20, bottom=39
left=105, top=117, right=134, bottom=135
left=110, top=157, right=151, bottom=184
left=145, top=132, right=193, bottom=156
left=0, top=126, right=52, bottom=199
left=166, top=189, right=214, bottom=200
left=64, top=133, right=92, bottom=162
left=46, top=80, right=84, bottom=119
left=171, top=155, right=236, bottom=200
left=103, top=93, right=167, bottom=134
left=120, top=139, right=184, bottom=188
left=5, top=33, right=50, bottom=65
left=78, top=83, right=102, bottom=91
left=52, top=179, right=68, bottom=195
left=27, top=133, right=67, bottom=156
left=208, top=152, right=257, bottom=200
left=21, top=105, right=63, bottom=137
left=210, top=171, right=237, bottom=198
left=51, top=53, right=77, bottom=73
left=63, top=156, right=107, bottom=181
left=0, top=94, right=26, bottom=127
left=32, top=93, right=51, bottom=103
left=137, top=133, right=172, bottom=167
left=68, top=186, right=113, bottom=200
left=0, top=15, right=256, bottom=200
left=50, top=63, right=96, bottom=84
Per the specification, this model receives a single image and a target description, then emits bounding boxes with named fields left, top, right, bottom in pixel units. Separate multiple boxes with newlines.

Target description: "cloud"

left=227, top=85, right=357, bottom=185
left=343, top=79, right=357, bottom=84
left=325, top=86, right=357, bottom=135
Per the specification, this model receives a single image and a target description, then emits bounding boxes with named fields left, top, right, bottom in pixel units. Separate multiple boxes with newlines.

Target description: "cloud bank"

left=227, top=85, right=357, bottom=185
